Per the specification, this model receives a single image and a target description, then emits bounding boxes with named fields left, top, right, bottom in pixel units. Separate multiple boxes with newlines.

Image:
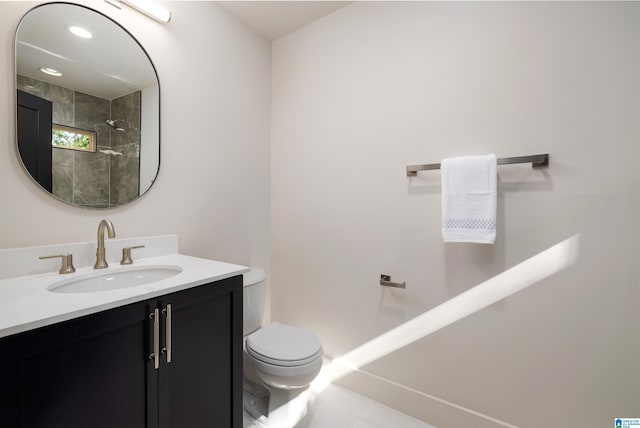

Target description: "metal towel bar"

left=406, top=153, right=549, bottom=177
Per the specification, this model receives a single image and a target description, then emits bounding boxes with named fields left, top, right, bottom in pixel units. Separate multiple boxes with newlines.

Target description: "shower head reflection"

left=105, top=118, right=126, bottom=132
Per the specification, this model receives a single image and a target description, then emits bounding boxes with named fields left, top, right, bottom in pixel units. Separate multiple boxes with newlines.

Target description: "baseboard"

left=334, top=366, right=520, bottom=428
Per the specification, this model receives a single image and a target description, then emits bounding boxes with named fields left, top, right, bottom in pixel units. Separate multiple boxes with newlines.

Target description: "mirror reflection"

left=16, top=3, right=160, bottom=208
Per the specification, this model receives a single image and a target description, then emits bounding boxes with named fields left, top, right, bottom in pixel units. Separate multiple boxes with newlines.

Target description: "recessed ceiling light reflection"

left=67, top=25, right=93, bottom=39
left=40, top=67, right=62, bottom=77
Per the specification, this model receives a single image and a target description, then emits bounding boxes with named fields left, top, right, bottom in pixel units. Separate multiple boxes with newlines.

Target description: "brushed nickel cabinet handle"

left=162, top=304, right=172, bottom=363
left=150, top=309, right=159, bottom=369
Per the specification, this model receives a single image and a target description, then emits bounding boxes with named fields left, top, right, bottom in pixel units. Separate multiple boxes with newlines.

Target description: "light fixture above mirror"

left=105, top=0, right=172, bottom=24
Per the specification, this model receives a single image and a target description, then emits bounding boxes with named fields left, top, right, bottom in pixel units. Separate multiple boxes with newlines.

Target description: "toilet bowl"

left=246, top=322, right=323, bottom=390
left=242, top=269, right=323, bottom=417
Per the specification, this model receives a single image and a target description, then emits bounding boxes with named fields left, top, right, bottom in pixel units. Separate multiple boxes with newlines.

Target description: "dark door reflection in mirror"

left=15, top=3, right=159, bottom=208
left=17, top=90, right=53, bottom=193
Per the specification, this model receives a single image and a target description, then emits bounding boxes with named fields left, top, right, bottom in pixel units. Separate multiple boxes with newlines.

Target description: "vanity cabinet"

left=0, top=276, right=242, bottom=428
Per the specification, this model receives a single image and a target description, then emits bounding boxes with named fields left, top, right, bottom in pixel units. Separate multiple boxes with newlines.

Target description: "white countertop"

left=0, top=254, right=249, bottom=339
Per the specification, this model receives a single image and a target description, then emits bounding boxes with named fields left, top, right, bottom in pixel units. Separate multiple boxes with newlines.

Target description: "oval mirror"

left=15, top=2, right=159, bottom=208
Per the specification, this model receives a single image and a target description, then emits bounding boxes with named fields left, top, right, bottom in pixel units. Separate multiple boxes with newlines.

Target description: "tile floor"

left=243, top=384, right=437, bottom=428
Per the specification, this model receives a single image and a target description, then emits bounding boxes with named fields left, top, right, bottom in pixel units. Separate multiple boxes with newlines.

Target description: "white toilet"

left=243, top=268, right=323, bottom=418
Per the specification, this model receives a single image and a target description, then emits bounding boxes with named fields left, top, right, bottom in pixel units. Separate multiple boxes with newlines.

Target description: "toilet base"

left=243, top=382, right=312, bottom=421
left=243, top=351, right=270, bottom=418
left=243, top=352, right=314, bottom=419
left=243, top=386, right=269, bottom=420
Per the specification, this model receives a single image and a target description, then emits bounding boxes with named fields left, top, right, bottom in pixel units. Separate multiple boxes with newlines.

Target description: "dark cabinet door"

left=0, top=298, right=156, bottom=428
left=158, top=277, right=242, bottom=428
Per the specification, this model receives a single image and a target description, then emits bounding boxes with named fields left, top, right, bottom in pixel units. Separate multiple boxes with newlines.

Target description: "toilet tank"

left=242, top=268, right=266, bottom=336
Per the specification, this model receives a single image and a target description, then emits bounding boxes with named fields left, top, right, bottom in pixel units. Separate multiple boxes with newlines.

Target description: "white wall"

left=1, top=1, right=271, bottom=272
left=271, top=2, right=640, bottom=427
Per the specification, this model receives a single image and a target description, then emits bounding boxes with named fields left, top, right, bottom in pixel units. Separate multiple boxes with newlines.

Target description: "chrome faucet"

left=94, top=219, right=116, bottom=269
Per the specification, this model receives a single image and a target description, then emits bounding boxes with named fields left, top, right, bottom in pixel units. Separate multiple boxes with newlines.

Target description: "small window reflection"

left=52, top=124, right=96, bottom=152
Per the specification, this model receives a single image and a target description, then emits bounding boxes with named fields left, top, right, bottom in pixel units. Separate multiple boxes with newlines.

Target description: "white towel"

left=441, top=154, right=497, bottom=244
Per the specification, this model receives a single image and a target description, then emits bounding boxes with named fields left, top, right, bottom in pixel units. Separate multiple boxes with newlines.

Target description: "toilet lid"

left=246, top=322, right=323, bottom=367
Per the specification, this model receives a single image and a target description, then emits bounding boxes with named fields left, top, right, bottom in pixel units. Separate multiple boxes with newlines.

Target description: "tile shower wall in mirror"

left=110, top=91, right=141, bottom=205
left=17, top=75, right=140, bottom=208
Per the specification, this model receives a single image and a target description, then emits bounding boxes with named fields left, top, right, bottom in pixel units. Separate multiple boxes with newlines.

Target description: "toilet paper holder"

left=380, top=274, right=406, bottom=289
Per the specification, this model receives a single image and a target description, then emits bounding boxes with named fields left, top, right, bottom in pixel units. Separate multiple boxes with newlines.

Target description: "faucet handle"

left=40, top=253, right=76, bottom=274
left=120, top=245, right=145, bottom=265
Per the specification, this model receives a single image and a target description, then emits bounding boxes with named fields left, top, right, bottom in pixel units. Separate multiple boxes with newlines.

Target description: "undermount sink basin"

left=48, top=265, right=183, bottom=293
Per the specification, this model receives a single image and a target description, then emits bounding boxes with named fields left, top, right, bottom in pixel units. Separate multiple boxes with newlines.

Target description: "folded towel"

left=441, top=154, right=497, bottom=244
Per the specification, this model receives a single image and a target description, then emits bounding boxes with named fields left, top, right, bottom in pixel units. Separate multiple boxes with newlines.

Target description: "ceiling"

left=217, top=1, right=352, bottom=40
left=16, top=3, right=157, bottom=100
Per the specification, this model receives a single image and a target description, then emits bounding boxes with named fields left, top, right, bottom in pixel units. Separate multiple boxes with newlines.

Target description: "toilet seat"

left=246, top=322, right=323, bottom=367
